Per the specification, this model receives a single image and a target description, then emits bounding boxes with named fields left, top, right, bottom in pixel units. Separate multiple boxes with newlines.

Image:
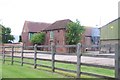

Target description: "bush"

left=30, top=32, right=45, bottom=45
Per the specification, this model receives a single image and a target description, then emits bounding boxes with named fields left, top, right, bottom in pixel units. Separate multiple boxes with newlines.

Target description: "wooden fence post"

left=21, top=46, right=24, bottom=66
left=51, top=42, right=55, bottom=72
left=34, top=44, right=37, bottom=69
left=11, top=46, right=14, bottom=65
left=2, top=46, right=5, bottom=64
left=76, top=43, right=81, bottom=78
left=115, top=43, right=120, bottom=79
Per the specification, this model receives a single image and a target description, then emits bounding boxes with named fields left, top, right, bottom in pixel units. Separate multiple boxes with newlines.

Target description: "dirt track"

left=13, top=53, right=114, bottom=67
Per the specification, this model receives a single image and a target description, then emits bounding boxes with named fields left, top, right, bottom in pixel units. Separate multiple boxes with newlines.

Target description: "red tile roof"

left=44, top=19, right=72, bottom=31
left=24, top=21, right=51, bottom=32
left=84, top=27, right=93, bottom=36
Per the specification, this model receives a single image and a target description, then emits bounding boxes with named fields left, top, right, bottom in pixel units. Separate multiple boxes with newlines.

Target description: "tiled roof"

left=24, top=21, right=51, bottom=32
left=44, top=19, right=72, bottom=31
left=84, top=27, right=93, bottom=36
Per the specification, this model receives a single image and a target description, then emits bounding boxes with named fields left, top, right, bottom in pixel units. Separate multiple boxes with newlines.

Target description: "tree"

left=0, top=24, right=3, bottom=43
left=18, top=35, right=22, bottom=42
left=66, top=20, right=85, bottom=53
left=66, top=20, right=85, bottom=45
left=30, top=32, right=45, bottom=45
left=1, top=26, right=15, bottom=43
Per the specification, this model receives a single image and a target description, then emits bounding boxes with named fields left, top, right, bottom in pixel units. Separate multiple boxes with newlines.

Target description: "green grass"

left=0, top=59, right=2, bottom=79
left=2, top=57, right=115, bottom=78
left=37, top=59, right=114, bottom=77
left=2, top=62, right=66, bottom=78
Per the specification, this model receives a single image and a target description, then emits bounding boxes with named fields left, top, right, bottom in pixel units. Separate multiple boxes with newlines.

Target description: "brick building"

left=21, top=21, right=51, bottom=47
left=21, top=19, right=99, bottom=53
left=43, top=19, right=72, bottom=53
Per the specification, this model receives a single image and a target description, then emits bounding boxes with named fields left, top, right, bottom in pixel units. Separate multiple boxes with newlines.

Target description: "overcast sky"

left=0, top=0, right=119, bottom=36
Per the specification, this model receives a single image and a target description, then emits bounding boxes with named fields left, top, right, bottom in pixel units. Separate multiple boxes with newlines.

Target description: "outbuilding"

left=100, top=18, right=120, bottom=53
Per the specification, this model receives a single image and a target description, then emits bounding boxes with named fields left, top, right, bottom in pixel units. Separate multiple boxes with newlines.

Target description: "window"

left=50, top=31, right=54, bottom=40
left=56, top=40, right=59, bottom=45
left=57, top=40, right=59, bottom=43
left=29, top=32, right=34, bottom=40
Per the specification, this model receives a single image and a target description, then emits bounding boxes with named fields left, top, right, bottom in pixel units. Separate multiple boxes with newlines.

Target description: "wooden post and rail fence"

left=0, top=43, right=120, bottom=79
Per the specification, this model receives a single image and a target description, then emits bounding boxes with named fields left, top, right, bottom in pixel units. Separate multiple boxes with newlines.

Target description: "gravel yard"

left=12, top=52, right=115, bottom=67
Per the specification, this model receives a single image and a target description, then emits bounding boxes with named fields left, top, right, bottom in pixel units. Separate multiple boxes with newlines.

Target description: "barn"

left=100, top=17, right=120, bottom=53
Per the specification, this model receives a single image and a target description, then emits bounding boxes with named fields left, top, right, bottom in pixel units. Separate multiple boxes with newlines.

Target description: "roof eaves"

left=101, top=17, right=120, bottom=28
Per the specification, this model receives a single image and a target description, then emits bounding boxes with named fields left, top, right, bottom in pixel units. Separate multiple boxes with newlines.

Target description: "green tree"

left=1, top=26, right=15, bottom=43
left=18, top=35, right=22, bottom=42
left=66, top=20, right=85, bottom=45
left=30, top=32, right=45, bottom=45
left=0, top=25, right=3, bottom=43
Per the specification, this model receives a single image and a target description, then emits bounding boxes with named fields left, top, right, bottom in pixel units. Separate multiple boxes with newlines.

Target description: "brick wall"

left=44, top=29, right=67, bottom=53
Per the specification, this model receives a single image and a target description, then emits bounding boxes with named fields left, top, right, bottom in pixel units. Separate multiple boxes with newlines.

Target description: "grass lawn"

left=2, top=57, right=115, bottom=78
left=0, top=59, right=2, bottom=79
left=2, top=62, right=66, bottom=78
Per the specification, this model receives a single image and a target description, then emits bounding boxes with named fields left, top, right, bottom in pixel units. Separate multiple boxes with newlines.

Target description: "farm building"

left=21, top=19, right=100, bottom=53
left=43, top=19, right=72, bottom=52
left=100, top=17, right=120, bottom=53
left=44, top=19, right=100, bottom=52
left=91, top=28, right=100, bottom=45
left=21, top=21, right=51, bottom=46
left=83, top=27, right=100, bottom=51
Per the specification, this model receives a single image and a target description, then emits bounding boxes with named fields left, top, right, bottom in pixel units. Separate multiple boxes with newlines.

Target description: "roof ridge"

left=44, top=19, right=72, bottom=31
left=23, top=21, right=51, bottom=33
left=54, top=19, right=71, bottom=22
left=25, top=20, right=51, bottom=24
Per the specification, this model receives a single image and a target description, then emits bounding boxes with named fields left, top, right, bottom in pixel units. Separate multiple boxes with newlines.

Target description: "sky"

left=0, top=0, right=119, bottom=37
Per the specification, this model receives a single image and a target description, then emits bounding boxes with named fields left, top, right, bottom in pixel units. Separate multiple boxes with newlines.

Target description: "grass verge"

left=2, top=57, right=115, bottom=78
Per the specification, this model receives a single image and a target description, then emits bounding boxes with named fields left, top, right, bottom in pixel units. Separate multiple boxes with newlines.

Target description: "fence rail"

left=1, top=43, right=120, bottom=79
